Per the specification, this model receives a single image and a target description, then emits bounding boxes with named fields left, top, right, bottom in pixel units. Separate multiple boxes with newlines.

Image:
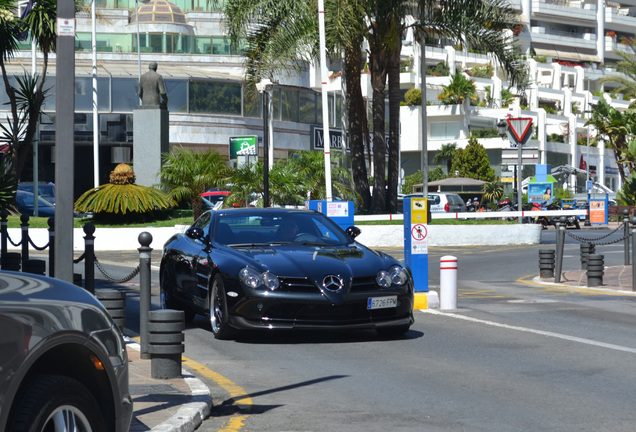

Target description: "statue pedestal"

left=133, top=106, right=169, bottom=187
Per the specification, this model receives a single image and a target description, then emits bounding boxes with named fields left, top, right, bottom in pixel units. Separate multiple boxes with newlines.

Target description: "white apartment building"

left=0, top=0, right=631, bottom=198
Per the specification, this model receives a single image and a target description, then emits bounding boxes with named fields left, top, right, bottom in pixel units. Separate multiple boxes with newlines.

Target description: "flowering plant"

left=606, top=31, right=617, bottom=38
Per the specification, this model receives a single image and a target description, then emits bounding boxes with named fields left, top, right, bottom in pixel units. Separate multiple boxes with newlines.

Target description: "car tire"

left=8, top=374, right=107, bottom=432
left=161, top=265, right=195, bottom=322
left=210, top=274, right=234, bottom=340
left=376, top=324, right=411, bottom=338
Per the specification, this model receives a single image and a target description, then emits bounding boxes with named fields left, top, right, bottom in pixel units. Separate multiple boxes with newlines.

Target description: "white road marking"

left=421, top=309, right=636, bottom=354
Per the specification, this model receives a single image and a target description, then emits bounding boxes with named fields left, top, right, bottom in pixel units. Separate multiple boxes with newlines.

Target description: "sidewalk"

left=123, top=337, right=211, bottom=432
left=537, top=265, right=636, bottom=293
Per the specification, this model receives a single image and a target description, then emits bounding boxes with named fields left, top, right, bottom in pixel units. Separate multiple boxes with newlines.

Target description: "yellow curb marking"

left=181, top=356, right=252, bottom=432
left=132, top=336, right=251, bottom=431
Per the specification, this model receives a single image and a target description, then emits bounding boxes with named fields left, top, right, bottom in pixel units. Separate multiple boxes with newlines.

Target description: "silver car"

left=0, top=271, right=133, bottom=432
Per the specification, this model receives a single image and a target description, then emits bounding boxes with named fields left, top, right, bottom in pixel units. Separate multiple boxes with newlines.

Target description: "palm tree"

left=286, top=150, right=358, bottom=203
left=585, top=97, right=636, bottom=185
left=598, top=42, right=636, bottom=108
left=0, top=0, right=57, bottom=181
left=438, top=73, right=478, bottom=105
left=433, top=142, right=457, bottom=175
left=221, top=0, right=526, bottom=214
left=74, top=163, right=176, bottom=222
left=482, top=177, right=504, bottom=207
left=160, top=147, right=231, bottom=220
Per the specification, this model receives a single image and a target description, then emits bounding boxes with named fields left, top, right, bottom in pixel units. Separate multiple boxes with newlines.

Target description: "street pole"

left=54, top=0, right=76, bottom=283
left=517, top=136, right=523, bottom=224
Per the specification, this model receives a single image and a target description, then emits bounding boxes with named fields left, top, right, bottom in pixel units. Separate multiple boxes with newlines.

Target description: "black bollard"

left=624, top=210, right=630, bottom=265
left=1, top=209, right=7, bottom=258
left=539, top=249, right=555, bottom=278
left=586, top=254, right=604, bottom=287
left=554, top=218, right=566, bottom=283
left=580, top=243, right=595, bottom=270
left=632, top=217, right=636, bottom=291
left=48, top=217, right=55, bottom=277
left=96, top=289, right=126, bottom=331
left=148, top=309, right=185, bottom=379
left=138, top=232, right=153, bottom=359
left=83, top=223, right=96, bottom=294
left=20, top=214, right=29, bottom=271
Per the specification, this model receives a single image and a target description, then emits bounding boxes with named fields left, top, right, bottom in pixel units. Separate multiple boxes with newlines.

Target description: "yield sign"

left=506, top=117, right=533, bottom=145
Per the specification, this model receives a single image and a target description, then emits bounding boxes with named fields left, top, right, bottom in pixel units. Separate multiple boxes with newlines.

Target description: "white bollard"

left=440, top=255, right=458, bottom=310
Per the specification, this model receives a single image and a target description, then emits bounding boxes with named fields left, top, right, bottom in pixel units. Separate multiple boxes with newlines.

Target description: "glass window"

left=75, top=77, right=110, bottom=112
left=112, top=78, right=139, bottom=112
left=165, top=79, right=187, bottom=113
left=281, top=88, right=299, bottom=122
left=299, top=91, right=316, bottom=124
left=188, top=80, right=241, bottom=115
left=430, top=121, right=461, bottom=139
left=243, top=85, right=262, bottom=118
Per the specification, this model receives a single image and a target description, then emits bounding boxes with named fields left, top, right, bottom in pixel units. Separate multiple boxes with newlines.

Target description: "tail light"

left=444, top=202, right=449, bottom=212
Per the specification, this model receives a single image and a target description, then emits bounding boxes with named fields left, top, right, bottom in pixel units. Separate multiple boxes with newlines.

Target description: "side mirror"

left=345, top=226, right=361, bottom=240
left=186, top=226, right=205, bottom=240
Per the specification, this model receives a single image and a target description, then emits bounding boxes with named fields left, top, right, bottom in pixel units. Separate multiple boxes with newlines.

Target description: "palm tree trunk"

left=386, top=20, right=402, bottom=214
left=369, top=27, right=388, bottom=214
left=344, top=45, right=371, bottom=212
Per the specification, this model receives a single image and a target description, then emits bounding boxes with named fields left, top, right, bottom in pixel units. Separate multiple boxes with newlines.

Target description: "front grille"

left=350, top=275, right=379, bottom=292
left=278, top=276, right=319, bottom=293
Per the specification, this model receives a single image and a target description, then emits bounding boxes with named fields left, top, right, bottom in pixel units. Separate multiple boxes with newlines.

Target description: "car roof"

left=201, top=190, right=230, bottom=197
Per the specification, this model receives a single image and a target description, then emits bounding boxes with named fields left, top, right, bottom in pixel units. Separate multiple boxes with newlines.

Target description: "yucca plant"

left=75, top=163, right=175, bottom=222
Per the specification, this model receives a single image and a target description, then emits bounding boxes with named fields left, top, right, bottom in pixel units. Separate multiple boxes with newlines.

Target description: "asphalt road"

left=37, top=226, right=636, bottom=431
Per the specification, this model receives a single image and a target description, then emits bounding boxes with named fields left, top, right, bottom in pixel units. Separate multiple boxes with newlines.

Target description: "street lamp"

left=497, top=119, right=507, bottom=138
left=256, top=79, right=274, bottom=208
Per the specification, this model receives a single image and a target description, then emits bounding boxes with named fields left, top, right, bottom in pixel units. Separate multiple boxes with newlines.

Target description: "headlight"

left=376, top=265, right=408, bottom=288
left=239, top=267, right=280, bottom=290
left=389, top=265, right=408, bottom=285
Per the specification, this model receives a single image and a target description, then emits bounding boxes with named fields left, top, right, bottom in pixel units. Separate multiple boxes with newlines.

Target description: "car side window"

left=192, top=212, right=212, bottom=239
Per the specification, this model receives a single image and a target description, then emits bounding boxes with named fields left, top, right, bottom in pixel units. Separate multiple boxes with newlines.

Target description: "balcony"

left=531, top=0, right=596, bottom=22
left=605, top=6, right=636, bottom=33
left=531, top=27, right=597, bottom=54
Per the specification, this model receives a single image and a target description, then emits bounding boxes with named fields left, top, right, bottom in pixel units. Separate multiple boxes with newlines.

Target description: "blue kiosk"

left=403, top=196, right=429, bottom=292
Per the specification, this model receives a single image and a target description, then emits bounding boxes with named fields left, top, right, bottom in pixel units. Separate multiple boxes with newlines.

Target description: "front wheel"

left=9, top=375, right=107, bottom=432
left=210, top=274, right=234, bottom=340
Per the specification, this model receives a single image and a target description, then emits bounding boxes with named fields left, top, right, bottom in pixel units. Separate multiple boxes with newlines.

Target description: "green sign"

left=230, top=136, right=257, bottom=159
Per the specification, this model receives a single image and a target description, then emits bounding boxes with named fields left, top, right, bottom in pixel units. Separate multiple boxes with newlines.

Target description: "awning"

left=533, top=47, right=600, bottom=63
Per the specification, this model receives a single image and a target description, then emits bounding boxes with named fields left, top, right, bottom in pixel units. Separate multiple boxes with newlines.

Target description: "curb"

left=414, top=291, right=439, bottom=309
left=125, top=339, right=212, bottom=432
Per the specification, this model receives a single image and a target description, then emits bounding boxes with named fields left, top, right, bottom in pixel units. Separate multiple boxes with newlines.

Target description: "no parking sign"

left=411, top=223, right=428, bottom=254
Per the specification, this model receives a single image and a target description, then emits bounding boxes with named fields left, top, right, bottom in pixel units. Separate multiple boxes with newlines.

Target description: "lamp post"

left=256, top=79, right=274, bottom=208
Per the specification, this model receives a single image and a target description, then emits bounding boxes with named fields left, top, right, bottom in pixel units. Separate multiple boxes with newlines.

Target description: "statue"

left=138, top=62, right=168, bottom=107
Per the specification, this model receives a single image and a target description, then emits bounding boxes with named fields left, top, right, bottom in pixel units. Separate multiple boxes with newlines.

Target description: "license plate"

left=367, top=296, right=397, bottom=310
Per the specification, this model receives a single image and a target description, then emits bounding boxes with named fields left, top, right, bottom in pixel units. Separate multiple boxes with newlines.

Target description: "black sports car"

left=160, top=208, right=414, bottom=339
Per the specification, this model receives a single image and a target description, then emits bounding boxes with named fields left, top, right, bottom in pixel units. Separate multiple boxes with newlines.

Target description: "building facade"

left=0, top=0, right=632, bottom=198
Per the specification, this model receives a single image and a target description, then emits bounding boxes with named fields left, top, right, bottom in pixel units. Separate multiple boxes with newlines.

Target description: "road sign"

left=507, top=117, right=533, bottom=145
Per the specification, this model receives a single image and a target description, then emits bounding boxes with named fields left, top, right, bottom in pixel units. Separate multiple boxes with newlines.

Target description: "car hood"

left=226, top=244, right=400, bottom=304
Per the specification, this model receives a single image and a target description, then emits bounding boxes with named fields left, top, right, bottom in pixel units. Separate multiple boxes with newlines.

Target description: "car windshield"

left=212, top=211, right=352, bottom=246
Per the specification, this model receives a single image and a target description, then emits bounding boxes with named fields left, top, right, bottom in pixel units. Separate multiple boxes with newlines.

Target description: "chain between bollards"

left=554, top=218, right=566, bottom=283
left=138, top=231, right=153, bottom=360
